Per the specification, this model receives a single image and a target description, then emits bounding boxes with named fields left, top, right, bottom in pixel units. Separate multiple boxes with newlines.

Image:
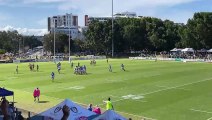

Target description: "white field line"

left=10, top=88, right=88, bottom=107
left=142, top=77, right=212, bottom=96
left=110, top=95, right=147, bottom=102
left=116, top=110, right=157, bottom=120
left=207, top=117, right=212, bottom=120
left=190, top=108, right=212, bottom=114
left=111, top=77, right=212, bottom=105
left=156, top=85, right=189, bottom=91
left=156, top=85, right=167, bottom=88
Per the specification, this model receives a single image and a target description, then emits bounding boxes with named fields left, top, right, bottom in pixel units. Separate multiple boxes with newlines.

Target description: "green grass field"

left=1, top=59, right=212, bottom=120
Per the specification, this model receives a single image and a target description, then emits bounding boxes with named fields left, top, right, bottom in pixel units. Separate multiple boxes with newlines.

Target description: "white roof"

left=207, top=49, right=212, bottom=52
left=170, top=48, right=182, bottom=52
left=181, top=48, right=194, bottom=52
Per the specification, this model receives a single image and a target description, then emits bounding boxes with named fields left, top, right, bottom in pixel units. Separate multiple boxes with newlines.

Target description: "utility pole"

left=69, top=14, right=71, bottom=59
left=54, top=19, right=56, bottom=59
left=112, top=0, right=114, bottom=57
left=19, top=38, right=20, bottom=57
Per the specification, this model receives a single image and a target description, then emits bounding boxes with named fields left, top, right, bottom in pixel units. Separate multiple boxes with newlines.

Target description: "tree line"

left=1, top=12, right=212, bottom=56
left=84, top=12, right=212, bottom=55
left=0, top=30, right=42, bottom=54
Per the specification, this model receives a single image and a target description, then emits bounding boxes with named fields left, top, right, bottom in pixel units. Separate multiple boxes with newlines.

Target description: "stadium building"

left=48, top=13, right=85, bottom=40
left=85, top=12, right=142, bottom=26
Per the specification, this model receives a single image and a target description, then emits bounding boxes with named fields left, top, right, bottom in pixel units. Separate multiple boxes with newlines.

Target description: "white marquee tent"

left=181, top=48, right=194, bottom=52
left=207, top=49, right=212, bottom=53
left=93, top=110, right=127, bottom=120
left=31, top=99, right=96, bottom=120
left=170, top=48, right=182, bottom=52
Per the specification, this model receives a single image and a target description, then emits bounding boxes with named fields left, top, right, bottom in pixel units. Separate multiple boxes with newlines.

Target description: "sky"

left=0, top=0, right=211, bottom=36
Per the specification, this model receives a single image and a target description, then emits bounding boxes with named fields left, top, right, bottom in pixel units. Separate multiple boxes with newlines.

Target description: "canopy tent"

left=31, top=99, right=96, bottom=120
left=93, top=110, right=127, bottom=120
left=170, top=48, right=182, bottom=52
left=207, top=49, right=212, bottom=53
left=0, top=87, right=14, bottom=103
left=0, top=88, right=14, bottom=96
left=197, top=48, right=207, bottom=53
left=181, top=48, right=194, bottom=52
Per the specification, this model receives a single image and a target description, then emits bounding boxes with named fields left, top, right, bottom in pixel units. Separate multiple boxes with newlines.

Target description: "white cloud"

left=58, top=0, right=199, bottom=13
left=0, top=25, right=48, bottom=36
left=0, top=0, right=201, bottom=34
left=22, top=0, right=67, bottom=4
left=55, top=0, right=199, bottom=25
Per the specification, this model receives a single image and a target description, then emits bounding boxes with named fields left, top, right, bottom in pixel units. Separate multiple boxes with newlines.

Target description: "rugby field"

left=1, top=59, right=212, bottom=120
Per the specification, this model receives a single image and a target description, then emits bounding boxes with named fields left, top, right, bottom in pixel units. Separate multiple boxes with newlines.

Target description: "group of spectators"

left=0, top=97, right=24, bottom=120
left=0, top=96, right=133, bottom=120
left=159, top=51, right=212, bottom=60
left=87, top=97, right=114, bottom=115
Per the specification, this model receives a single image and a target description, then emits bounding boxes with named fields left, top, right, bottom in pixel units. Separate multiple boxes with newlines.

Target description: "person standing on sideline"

left=37, top=88, right=40, bottom=102
left=33, top=88, right=37, bottom=102
left=87, top=104, right=92, bottom=111
left=103, top=97, right=114, bottom=110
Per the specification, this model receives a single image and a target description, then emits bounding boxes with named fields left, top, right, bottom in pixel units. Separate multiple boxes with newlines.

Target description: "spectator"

left=0, top=97, right=11, bottom=120
left=33, top=88, right=40, bottom=102
left=87, top=104, right=92, bottom=111
left=37, top=88, right=40, bottom=102
left=93, top=105, right=101, bottom=114
left=33, top=88, right=37, bottom=102
left=61, top=105, right=70, bottom=120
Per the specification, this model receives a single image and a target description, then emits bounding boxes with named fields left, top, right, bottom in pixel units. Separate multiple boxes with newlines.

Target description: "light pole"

left=112, top=0, right=114, bottom=57
left=19, top=38, right=20, bottom=57
left=54, top=19, right=56, bottom=59
left=69, top=14, right=71, bottom=59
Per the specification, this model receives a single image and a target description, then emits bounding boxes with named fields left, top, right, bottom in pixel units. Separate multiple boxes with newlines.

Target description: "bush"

left=0, top=49, right=6, bottom=54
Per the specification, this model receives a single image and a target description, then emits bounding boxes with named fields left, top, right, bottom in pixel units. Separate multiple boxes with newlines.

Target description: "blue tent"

left=0, top=88, right=14, bottom=96
left=0, top=87, right=14, bottom=104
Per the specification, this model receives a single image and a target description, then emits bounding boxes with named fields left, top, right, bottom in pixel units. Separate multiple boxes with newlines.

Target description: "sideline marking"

left=190, top=108, right=212, bottom=114
left=116, top=110, right=156, bottom=120
left=111, top=77, right=212, bottom=105
left=156, top=85, right=189, bottom=91
left=58, top=86, right=85, bottom=90
left=142, top=77, right=212, bottom=96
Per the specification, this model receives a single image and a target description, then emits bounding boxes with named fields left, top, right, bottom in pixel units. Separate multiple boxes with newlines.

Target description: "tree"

left=43, top=33, right=69, bottom=54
